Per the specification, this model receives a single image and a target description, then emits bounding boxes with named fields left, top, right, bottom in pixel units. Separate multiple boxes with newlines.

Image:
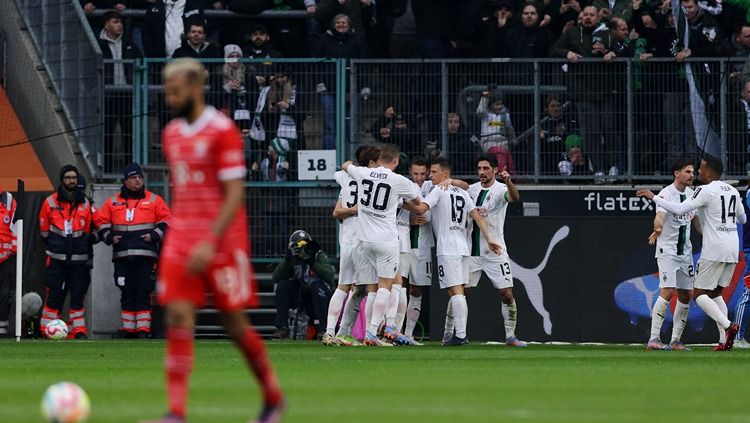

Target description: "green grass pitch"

left=1, top=340, right=749, bottom=423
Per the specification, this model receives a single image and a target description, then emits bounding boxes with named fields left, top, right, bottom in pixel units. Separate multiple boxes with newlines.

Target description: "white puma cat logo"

left=509, top=225, right=569, bottom=335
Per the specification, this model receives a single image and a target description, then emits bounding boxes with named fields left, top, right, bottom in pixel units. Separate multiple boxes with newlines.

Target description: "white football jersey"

left=654, top=184, right=695, bottom=260
left=653, top=180, right=746, bottom=263
left=425, top=185, right=476, bottom=256
left=397, top=193, right=416, bottom=252
left=334, top=170, right=359, bottom=245
left=466, top=181, right=509, bottom=258
left=346, top=165, right=418, bottom=244
left=410, top=180, right=435, bottom=258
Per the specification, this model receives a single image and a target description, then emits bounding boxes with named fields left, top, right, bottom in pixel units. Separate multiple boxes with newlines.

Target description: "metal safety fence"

left=350, top=58, right=750, bottom=182
left=107, top=57, right=750, bottom=182
left=15, top=0, right=103, bottom=175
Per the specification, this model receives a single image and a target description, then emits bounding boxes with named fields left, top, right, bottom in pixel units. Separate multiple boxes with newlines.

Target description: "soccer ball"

left=22, top=292, right=43, bottom=318
left=45, top=319, right=68, bottom=340
left=41, top=382, right=91, bottom=423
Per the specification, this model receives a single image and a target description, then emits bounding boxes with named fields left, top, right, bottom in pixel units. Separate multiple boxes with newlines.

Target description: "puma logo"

left=509, top=225, right=570, bottom=335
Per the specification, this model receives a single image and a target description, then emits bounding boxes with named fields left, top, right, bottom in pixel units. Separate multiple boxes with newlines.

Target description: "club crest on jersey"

left=194, top=139, right=209, bottom=157
left=2, top=216, right=9, bottom=224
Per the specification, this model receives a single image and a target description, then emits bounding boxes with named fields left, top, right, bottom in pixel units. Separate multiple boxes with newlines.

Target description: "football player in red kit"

left=143, top=59, right=285, bottom=423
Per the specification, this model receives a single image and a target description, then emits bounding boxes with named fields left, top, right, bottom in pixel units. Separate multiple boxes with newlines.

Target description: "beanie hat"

left=271, top=137, right=290, bottom=156
left=123, top=162, right=144, bottom=180
left=59, top=164, right=79, bottom=181
left=565, top=134, right=583, bottom=151
left=224, top=44, right=243, bottom=62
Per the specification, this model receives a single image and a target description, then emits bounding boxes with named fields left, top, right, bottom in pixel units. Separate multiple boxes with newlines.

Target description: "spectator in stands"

left=680, top=0, right=732, bottom=57
left=553, top=0, right=583, bottom=35
left=272, top=230, right=334, bottom=340
left=267, top=70, right=298, bottom=143
left=316, top=14, right=368, bottom=149
left=731, top=23, right=750, bottom=72
left=369, top=104, right=418, bottom=157
left=729, top=80, right=750, bottom=173
left=243, top=23, right=283, bottom=59
left=99, top=11, right=142, bottom=173
left=557, top=134, right=594, bottom=181
left=172, top=21, right=221, bottom=59
left=221, top=44, right=251, bottom=134
left=81, top=0, right=126, bottom=13
left=593, top=0, right=632, bottom=23
left=315, top=0, right=374, bottom=34
left=142, top=0, right=205, bottom=58
left=447, top=111, right=480, bottom=176
left=540, top=95, right=577, bottom=174
left=476, top=87, right=517, bottom=173
left=550, top=5, right=622, bottom=179
left=253, top=138, right=291, bottom=254
left=487, top=3, right=553, bottom=58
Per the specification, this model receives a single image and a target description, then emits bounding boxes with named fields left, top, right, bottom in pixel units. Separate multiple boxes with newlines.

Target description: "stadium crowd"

left=90, top=0, right=750, bottom=181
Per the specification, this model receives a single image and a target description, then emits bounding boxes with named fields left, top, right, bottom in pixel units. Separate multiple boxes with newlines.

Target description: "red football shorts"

left=158, top=249, right=258, bottom=311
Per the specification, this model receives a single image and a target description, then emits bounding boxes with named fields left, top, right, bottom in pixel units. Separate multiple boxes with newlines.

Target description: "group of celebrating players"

left=637, top=155, right=746, bottom=351
left=321, top=143, right=528, bottom=347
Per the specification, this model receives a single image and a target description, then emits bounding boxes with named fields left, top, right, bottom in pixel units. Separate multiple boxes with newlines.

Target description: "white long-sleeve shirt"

left=652, top=180, right=746, bottom=262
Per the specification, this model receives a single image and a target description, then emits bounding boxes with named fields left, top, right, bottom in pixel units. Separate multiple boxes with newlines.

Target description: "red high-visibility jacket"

left=39, top=192, right=98, bottom=263
left=0, top=190, right=16, bottom=263
left=97, top=189, right=171, bottom=260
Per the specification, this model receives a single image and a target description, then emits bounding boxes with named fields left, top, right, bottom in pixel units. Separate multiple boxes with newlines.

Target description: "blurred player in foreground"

left=143, top=59, right=284, bottom=423
left=638, top=156, right=745, bottom=351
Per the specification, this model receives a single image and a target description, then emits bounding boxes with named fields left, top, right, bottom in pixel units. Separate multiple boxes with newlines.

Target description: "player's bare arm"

left=469, top=209, right=502, bottom=255
left=437, top=178, right=469, bottom=191
left=648, top=212, right=665, bottom=245
left=341, top=161, right=353, bottom=172
left=500, top=167, right=520, bottom=202
left=332, top=198, right=357, bottom=220
left=186, top=178, right=244, bottom=275
left=405, top=198, right=429, bottom=215
left=692, top=215, right=702, bottom=234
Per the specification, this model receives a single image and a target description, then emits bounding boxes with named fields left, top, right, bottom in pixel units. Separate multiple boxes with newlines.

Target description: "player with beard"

left=143, top=59, right=284, bottom=423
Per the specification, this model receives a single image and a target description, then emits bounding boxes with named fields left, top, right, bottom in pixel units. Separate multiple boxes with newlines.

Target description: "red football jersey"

left=161, top=106, right=248, bottom=260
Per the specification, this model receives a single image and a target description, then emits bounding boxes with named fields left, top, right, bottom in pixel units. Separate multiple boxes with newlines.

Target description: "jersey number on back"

left=720, top=195, right=737, bottom=224
left=361, top=180, right=391, bottom=211
left=346, top=181, right=358, bottom=208
left=450, top=194, right=465, bottom=224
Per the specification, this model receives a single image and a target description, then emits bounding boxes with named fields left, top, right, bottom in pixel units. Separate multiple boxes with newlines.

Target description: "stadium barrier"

left=99, top=57, right=750, bottom=183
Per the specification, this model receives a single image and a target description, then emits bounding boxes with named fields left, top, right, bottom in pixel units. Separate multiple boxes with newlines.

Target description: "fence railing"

left=100, top=57, right=750, bottom=183
left=15, top=0, right=103, bottom=176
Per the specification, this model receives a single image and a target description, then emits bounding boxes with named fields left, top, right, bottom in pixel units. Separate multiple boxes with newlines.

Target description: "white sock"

left=368, top=288, right=390, bottom=335
left=501, top=301, right=518, bottom=339
left=670, top=300, right=690, bottom=343
left=696, top=294, right=731, bottom=331
left=404, top=295, right=422, bottom=337
left=384, top=284, right=402, bottom=328
left=325, top=289, right=348, bottom=336
left=444, top=299, right=454, bottom=339
left=337, top=289, right=363, bottom=337
left=364, top=292, right=376, bottom=333
left=451, top=295, right=468, bottom=339
left=713, top=296, right=729, bottom=343
left=649, top=296, right=669, bottom=341
left=395, top=285, right=408, bottom=331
